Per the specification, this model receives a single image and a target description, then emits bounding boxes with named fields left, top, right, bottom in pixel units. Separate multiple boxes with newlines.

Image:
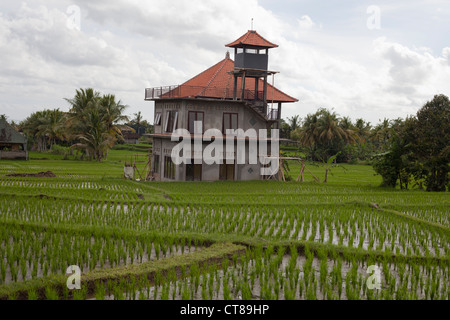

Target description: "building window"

left=153, top=154, right=160, bottom=174
left=164, top=111, right=178, bottom=133
left=223, top=113, right=238, bottom=133
left=164, top=156, right=175, bottom=179
left=246, top=48, right=258, bottom=54
left=186, top=163, right=202, bottom=181
left=188, top=111, right=204, bottom=134
left=154, top=112, right=161, bottom=125
left=219, top=164, right=235, bottom=181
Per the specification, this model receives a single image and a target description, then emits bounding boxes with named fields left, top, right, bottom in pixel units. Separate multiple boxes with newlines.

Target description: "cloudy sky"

left=1, top=0, right=449, bottom=125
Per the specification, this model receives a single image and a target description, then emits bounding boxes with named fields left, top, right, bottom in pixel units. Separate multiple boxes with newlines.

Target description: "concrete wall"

left=202, top=163, right=220, bottom=181
left=153, top=137, right=264, bottom=182
left=237, top=163, right=261, bottom=180
left=155, top=99, right=268, bottom=134
left=152, top=98, right=273, bottom=181
left=0, top=150, right=28, bottom=160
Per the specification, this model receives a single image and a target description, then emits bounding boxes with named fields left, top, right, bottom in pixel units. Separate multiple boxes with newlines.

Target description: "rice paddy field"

left=0, top=149, right=448, bottom=301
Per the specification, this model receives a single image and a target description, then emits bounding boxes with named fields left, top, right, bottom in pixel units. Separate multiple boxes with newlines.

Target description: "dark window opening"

left=188, top=111, right=204, bottom=134
left=219, top=163, right=235, bottom=181
left=223, top=113, right=238, bottom=133
left=154, top=112, right=161, bottom=125
left=164, top=156, right=175, bottom=179
left=164, top=111, right=178, bottom=133
left=153, top=154, right=160, bottom=174
left=186, top=163, right=202, bottom=181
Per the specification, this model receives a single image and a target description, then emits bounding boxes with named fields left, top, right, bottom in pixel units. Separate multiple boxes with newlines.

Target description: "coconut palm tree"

left=132, top=111, right=143, bottom=135
left=100, top=94, right=129, bottom=132
left=354, top=118, right=371, bottom=142
left=70, top=107, right=116, bottom=161
left=371, top=118, right=392, bottom=151
left=21, top=109, right=66, bottom=152
left=65, top=88, right=128, bottom=161
left=296, top=112, right=320, bottom=147
left=65, top=88, right=100, bottom=117
left=293, top=108, right=359, bottom=161
left=38, top=109, right=67, bottom=149
left=287, top=115, right=301, bottom=132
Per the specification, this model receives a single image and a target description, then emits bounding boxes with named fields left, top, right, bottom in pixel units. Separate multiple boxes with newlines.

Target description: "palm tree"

left=21, top=111, right=44, bottom=151
left=21, top=109, right=66, bottom=152
left=339, top=116, right=359, bottom=144
left=354, top=118, right=371, bottom=142
left=132, top=111, right=143, bottom=135
left=100, top=94, right=129, bottom=130
left=371, top=118, right=392, bottom=151
left=287, top=115, right=301, bottom=131
left=71, top=107, right=116, bottom=162
left=38, top=109, right=67, bottom=149
left=315, top=109, right=356, bottom=145
left=295, top=112, right=320, bottom=147
left=65, top=88, right=100, bottom=117
left=65, top=88, right=128, bottom=161
left=65, top=88, right=101, bottom=141
left=293, top=108, right=359, bottom=161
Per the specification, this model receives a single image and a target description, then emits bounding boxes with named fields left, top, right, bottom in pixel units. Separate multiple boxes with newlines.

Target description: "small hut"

left=0, top=118, right=28, bottom=160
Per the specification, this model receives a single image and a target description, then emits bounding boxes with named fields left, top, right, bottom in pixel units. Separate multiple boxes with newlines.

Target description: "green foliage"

left=20, top=109, right=67, bottom=152
left=291, top=108, right=359, bottom=162
left=372, top=95, right=450, bottom=191
left=65, top=88, right=129, bottom=162
left=404, top=94, right=450, bottom=191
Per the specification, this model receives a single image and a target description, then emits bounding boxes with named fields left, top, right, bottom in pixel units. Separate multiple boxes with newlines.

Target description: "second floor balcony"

left=145, top=85, right=270, bottom=102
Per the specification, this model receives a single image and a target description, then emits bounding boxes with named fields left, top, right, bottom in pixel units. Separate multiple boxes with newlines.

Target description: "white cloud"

left=0, top=0, right=449, bottom=126
left=297, top=15, right=315, bottom=29
left=442, top=47, right=450, bottom=65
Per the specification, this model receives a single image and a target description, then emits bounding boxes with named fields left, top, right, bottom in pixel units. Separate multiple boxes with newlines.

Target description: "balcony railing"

left=145, top=85, right=267, bottom=101
left=145, top=85, right=280, bottom=121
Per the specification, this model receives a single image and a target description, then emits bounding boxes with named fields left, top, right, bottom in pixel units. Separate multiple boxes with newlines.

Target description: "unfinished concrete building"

left=145, top=30, right=297, bottom=181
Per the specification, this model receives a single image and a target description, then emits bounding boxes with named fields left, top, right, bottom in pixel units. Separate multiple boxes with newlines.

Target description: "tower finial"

left=251, top=18, right=254, bottom=30
left=225, top=51, right=230, bottom=59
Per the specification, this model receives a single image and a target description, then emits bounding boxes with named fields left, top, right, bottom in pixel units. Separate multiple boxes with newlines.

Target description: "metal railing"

left=145, top=85, right=266, bottom=101
left=145, top=85, right=280, bottom=121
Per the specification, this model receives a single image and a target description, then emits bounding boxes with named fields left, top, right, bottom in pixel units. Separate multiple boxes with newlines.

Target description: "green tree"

left=292, top=108, right=357, bottom=161
left=132, top=111, right=144, bottom=135
left=354, top=118, right=371, bottom=143
left=287, top=115, right=301, bottom=133
left=372, top=120, right=410, bottom=188
left=279, top=119, right=291, bottom=139
left=70, top=106, right=116, bottom=162
left=20, top=109, right=66, bottom=152
left=65, top=88, right=128, bottom=161
left=404, top=94, right=449, bottom=191
left=372, top=94, right=450, bottom=191
left=371, top=118, right=392, bottom=152
left=40, top=109, right=67, bottom=149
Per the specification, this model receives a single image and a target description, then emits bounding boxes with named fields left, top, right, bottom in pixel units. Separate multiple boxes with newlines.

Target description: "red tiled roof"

left=173, top=55, right=297, bottom=103
left=226, top=30, right=278, bottom=48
